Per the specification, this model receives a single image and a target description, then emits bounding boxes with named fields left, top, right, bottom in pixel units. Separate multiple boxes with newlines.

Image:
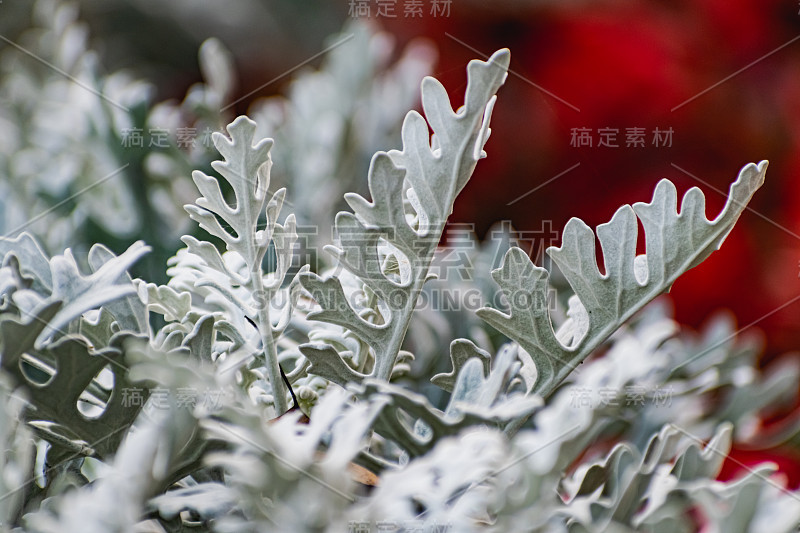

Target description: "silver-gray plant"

left=0, top=14, right=796, bottom=533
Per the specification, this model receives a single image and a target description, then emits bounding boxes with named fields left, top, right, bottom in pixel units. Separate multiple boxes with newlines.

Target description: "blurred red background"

left=376, top=0, right=800, bottom=360
left=377, top=0, right=800, bottom=486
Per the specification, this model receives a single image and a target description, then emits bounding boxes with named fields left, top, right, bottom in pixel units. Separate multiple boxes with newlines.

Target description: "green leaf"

left=24, top=394, right=201, bottom=533
left=0, top=374, right=34, bottom=528
left=203, top=388, right=378, bottom=531
left=431, top=339, right=491, bottom=393
left=478, top=160, right=768, bottom=396
left=184, top=116, right=275, bottom=275
left=561, top=424, right=733, bottom=530
left=87, top=243, right=149, bottom=334
left=183, top=115, right=302, bottom=415
left=36, top=240, right=150, bottom=348
left=147, top=482, right=236, bottom=521
left=0, top=232, right=53, bottom=293
left=0, top=302, right=147, bottom=459
left=300, top=48, right=511, bottom=387
left=353, top=372, right=539, bottom=460
left=134, top=280, right=192, bottom=323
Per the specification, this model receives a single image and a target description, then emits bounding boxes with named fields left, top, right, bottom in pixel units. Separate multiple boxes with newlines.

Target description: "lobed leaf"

left=300, top=48, right=511, bottom=387
left=182, top=115, right=302, bottom=415
left=478, top=161, right=768, bottom=396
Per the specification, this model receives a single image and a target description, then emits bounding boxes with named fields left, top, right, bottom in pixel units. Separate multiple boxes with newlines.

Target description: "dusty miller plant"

left=0, top=10, right=798, bottom=532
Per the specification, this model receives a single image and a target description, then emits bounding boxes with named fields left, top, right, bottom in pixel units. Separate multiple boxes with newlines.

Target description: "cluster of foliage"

left=1, top=4, right=799, bottom=532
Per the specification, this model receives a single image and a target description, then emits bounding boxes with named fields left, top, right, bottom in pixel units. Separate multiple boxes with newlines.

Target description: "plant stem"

left=251, top=268, right=288, bottom=415
left=374, top=237, right=437, bottom=381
